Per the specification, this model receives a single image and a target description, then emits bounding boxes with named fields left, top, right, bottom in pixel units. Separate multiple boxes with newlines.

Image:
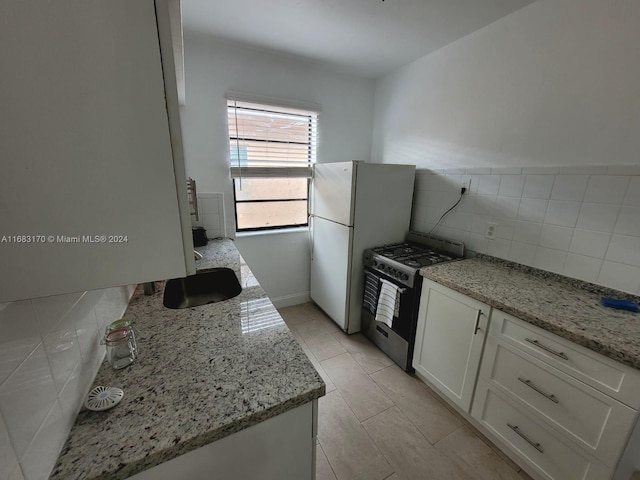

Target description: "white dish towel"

left=375, top=279, right=402, bottom=328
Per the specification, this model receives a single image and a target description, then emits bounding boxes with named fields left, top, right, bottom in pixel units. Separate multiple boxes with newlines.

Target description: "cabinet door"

left=0, top=0, right=193, bottom=302
left=413, top=280, right=490, bottom=412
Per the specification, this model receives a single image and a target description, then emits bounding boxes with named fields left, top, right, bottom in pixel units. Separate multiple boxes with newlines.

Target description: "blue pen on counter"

left=600, top=297, right=640, bottom=313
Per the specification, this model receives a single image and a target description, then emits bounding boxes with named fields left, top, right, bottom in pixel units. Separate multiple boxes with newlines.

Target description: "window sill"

left=235, top=227, right=309, bottom=238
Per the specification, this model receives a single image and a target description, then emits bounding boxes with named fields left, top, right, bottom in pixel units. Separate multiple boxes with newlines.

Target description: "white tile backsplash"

left=512, top=221, right=543, bottom=245
left=605, top=234, right=640, bottom=267
left=539, top=224, right=574, bottom=251
left=550, top=175, right=589, bottom=202
left=544, top=200, right=581, bottom=227
left=476, top=174, right=501, bottom=195
left=614, top=206, right=640, bottom=237
left=569, top=229, right=611, bottom=259
left=20, top=401, right=65, bottom=480
left=575, top=203, right=620, bottom=233
left=494, top=196, right=520, bottom=220
left=534, top=247, right=568, bottom=274
left=517, top=198, right=548, bottom=223
left=584, top=175, right=630, bottom=205
left=508, top=241, right=537, bottom=265
left=413, top=166, right=640, bottom=294
left=0, top=285, right=133, bottom=479
left=522, top=174, right=554, bottom=199
left=497, top=175, right=525, bottom=197
left=598, top=261, right=640, bottom=293
left=623, top=177, right=640, bottom=206
left=0, top=344, right=58, bottom=458
left=564, top=254, right=603, bottom=283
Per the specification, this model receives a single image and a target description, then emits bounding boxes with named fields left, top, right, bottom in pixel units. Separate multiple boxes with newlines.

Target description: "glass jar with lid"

left=105, top=318, right=137, bottom=359
left=103, top=327, right=136, bottom=369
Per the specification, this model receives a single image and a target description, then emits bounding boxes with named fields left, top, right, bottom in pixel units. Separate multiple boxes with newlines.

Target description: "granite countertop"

left=50, top=239, right=325, bottom=480
left=420, top=256, right=640, bottom=370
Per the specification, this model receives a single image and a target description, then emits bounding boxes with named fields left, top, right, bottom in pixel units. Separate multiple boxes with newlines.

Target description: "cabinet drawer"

left=472, top=380, right=612, bottom=480
left=490, top=310, right=640, bottom=409
left=481, top=337, right=636, bottom=466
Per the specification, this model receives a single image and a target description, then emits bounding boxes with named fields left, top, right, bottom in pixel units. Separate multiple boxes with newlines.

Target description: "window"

left=227, top=97, right=318, bottom=232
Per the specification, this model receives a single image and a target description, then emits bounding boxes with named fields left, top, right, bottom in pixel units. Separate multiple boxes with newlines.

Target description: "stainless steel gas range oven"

left=361, top=231, right=465, bottom=372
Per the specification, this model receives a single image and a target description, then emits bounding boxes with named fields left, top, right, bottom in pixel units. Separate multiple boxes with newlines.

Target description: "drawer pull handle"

left=473, top=310, right=483, bottom=335
left=376, top=325, right=389, bottom=338
left=507, top=423, right=544, bottom=453
left=518, top=377, right=560, bottom=404
left=525, top=338, right=569, bottom=360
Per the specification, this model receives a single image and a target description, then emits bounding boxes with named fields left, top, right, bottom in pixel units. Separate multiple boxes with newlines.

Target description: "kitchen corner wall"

left=413, top=165, right=640, bottom=294
left=0, top=286, right=135, bottom=480
left=179, top=30, right=375, bottom=304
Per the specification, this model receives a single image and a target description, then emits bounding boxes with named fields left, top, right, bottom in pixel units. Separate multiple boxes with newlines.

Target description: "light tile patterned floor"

left=277, top=303, right=535, bottom=480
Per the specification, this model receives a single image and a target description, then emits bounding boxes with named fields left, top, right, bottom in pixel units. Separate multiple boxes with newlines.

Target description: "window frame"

left=231, top=178, right=311, bottom=232
left=227, top=98, right=318, bottom=233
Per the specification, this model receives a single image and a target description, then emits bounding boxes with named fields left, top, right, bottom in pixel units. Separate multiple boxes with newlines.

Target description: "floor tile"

left=321, top=353, right=393, bottom=421
left=370, top=365, right=463, bottom=444
left=294, top=318, right=333, bottom=338
left=317, top=391, right=393, bottom=480
left=303, top=333, right=347, bottom=362
left=332, top=332, right=394, bottom=374
left=316, top=443, right=337, bottom=480
left=297, top=340, right=336, bottom=393
left=295, top=320, right=347, bottom=361
left=278, top=304, right=314, bottom=327
left=434, top=426, right=521, bottom=480
left=313, top=310, right=344, bottom=334
left=471, top=425, right=523, bottom=473
left=363, top=406, right=474, bottom=480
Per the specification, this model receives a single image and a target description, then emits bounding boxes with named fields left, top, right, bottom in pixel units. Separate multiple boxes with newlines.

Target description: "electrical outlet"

left=460, top=178, right=471, bottom=194
left=485, top=222, right=497, bottom=240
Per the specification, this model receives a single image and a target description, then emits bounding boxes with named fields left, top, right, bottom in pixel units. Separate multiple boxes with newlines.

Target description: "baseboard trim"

left=270, top=292, right=310, bottom=309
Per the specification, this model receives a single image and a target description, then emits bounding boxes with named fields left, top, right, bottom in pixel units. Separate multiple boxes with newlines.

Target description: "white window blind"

left=227, top=99, right=318, bottom=178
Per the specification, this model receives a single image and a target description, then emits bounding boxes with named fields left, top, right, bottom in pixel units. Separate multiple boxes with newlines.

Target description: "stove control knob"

left=402, top=273, right=409, bottom=280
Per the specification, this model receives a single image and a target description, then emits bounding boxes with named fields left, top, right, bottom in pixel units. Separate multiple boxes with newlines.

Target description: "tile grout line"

left=317, top=439, right=340, bottom=480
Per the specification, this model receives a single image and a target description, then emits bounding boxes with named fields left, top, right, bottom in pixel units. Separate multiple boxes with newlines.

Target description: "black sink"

left=163, top=268, right=242, bottom=309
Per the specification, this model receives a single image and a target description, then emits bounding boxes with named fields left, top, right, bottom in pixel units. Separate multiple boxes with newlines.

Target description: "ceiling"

left=182, top=0, right=535, bottom=78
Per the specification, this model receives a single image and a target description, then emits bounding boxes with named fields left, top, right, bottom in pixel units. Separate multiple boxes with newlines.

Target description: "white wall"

left=179, top=33, right=375, bottom=302
left=413, top=165, right=640, bottom=294
left=371, top=0, right=640, bottom=169
left=0, top=286, right=134, bottom=480
left=371, top=0, right=640, bottom=289
left=235, top=230, right=311, bottom=308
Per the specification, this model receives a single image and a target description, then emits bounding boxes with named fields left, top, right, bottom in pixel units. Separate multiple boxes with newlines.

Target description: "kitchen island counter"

left=420, top=255, right=640, bottom=370
left=50, top=238, right=325, bottom=480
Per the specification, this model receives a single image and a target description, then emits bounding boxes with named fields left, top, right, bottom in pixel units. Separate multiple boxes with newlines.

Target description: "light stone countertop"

left=50, top=238, right=325, bottom=480
left=420, top=256, right=640, bottom=370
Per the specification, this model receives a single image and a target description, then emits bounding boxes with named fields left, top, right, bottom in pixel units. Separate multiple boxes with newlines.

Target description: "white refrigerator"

left=310, top=161, right=416, bottom=333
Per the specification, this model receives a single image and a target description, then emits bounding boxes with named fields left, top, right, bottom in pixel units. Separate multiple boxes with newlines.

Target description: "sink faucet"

left=194, top=250, right=203, bottom=261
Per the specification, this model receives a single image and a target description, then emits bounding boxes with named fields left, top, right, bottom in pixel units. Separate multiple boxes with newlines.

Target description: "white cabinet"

left=0, top=0, right=195, bottom=303
left=126, top=401, right=318, bottom=480
left=412, top=280, right=490, bottom=412
left=472, top=381, right=611, bottom=480
left=471, top=309, right=640, bottom=480
left=412, top=281, right=640, bottom=480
